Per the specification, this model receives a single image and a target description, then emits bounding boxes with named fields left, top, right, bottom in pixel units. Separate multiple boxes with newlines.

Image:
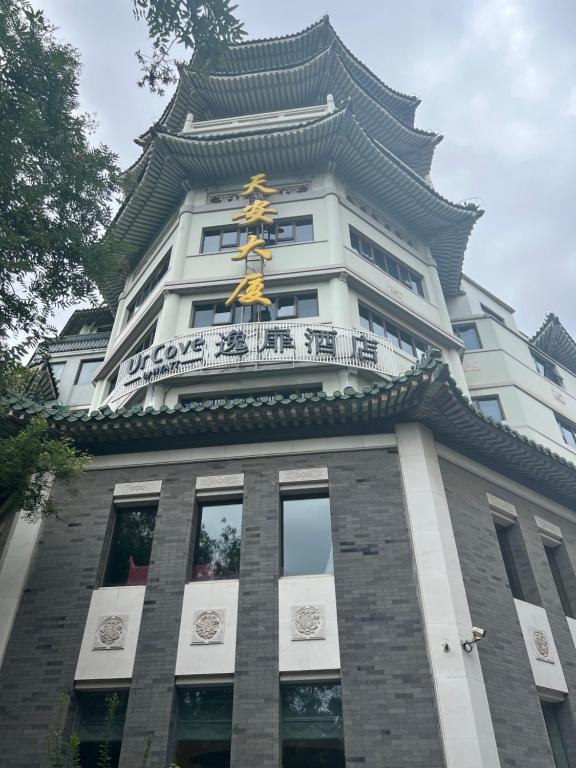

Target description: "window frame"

left=173, top=684, right=234, bottom=768
left=191, top=291, right=319, bottom=328
left=494, top=522, right=525, bottom=601
left=349, top=227, right=425, bottom=297
left=126, top=250, right=171, bottom=322
left=556, top=416, right=576, bottom=449
left=74, top=358, right=104, bottom=386
left=281, top=493, right=334, bottom=577
left=531, top=351, right=563, bottom=387
left=200, top=216, right=314, bottom=254
left=74, top=689, right=129, bottom=768
left=190, top=499, right=243, bottom=582
left=544, top=544, right=575, bottom=618
left=472, top=395, right=505, bottom=421
left=358, top=302, right=428, bottom=359
left=102, top=504, right=158, bottom=587
left=453, top=323, right=482, bottom=350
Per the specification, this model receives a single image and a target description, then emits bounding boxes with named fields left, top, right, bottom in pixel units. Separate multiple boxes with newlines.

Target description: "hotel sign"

left=111, top=322, right=399, bottom=401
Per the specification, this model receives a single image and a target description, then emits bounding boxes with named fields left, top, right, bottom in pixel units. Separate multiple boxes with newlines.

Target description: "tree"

left=0, top=0, right=123, bottom=373
left=132, top=0, right=246, bottom=94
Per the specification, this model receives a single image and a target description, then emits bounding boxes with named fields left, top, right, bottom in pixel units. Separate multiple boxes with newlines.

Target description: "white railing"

left=111, top=322, right=399, bottom=401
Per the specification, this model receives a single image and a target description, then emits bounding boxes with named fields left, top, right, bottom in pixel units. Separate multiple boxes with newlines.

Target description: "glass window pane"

left=372, top=247, right=386, bottom=271
left=175, top=687, right=233, bottom=768
left=277, top=295, right=297, bottom=318
left=372, top=312, right=385, bottom=338
left=350, top=231, right=360, bottom=251
left=76, top=359, right=104, bottom=385
left=51, top=362, right=66, bottom=383
left=360, top=239, right=373, bottom=260
left=192, top=502, right=242, bottom=580
left=297, top=294, right=318, bottom=318
left=283, top=496, right=333, bottom=576
left=542, top=702, right=570, bottom=768
left=295, top=219, right=313, bottom=241
left=104, top=507, right=157, bottom=587
left=213, top=303, right=232, bottom=325
left=399, top=330, right=414, bottom=355
left=220, top=229, right=238, bottom=249
left=385, top=255, right=400, bottom=280
left=359, top=304, right=371, bottom=332
left=77, top=691, right=128, bottom=768
left=386, top=323, right=400, bottom=347
left=559, top=421, right=576, bottom=448
left=414, top=337, right=427, bottom=359
left=202, top=231, right=221, bottom=253
left=282, top=683, right=345, bottom=768
left=454, top=325, right=481, bottom=350
left=473, top=397, right=503, bottom=421
left=193, top=305, right=214, bottom=328
left=276, top=222, right=294, bottom=242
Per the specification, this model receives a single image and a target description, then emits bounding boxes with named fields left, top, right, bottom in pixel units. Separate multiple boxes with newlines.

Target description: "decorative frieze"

left=206, top=182, right=310, bottom=205
left=291, top=604, right=325, bottom=641
left=191, top=609, right=226, bottom=645
left=532, top=627, right=554, bottom=664
left=93, top=615, right=129, bottom=651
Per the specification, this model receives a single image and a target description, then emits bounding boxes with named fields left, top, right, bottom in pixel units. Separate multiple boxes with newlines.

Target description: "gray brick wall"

left=440, top=459, right=576, bottom=767
left=329, top=449, right=445, bottom=768
left=0, top=447, right=444, bottom=768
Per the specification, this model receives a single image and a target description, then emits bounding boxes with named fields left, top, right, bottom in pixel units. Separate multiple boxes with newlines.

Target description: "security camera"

left=462, top=627, right=487, bottom=653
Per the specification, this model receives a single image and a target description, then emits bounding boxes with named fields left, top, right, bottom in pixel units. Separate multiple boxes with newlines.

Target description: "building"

left=2, top=15, right=576, bottom=768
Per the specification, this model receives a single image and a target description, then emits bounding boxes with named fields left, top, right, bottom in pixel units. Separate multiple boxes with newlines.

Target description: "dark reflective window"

left=545, top=545, right=575, bottom=618
left=349, top=228, right=424, bottom=297
left=472, top=396, right=504, bottom=422
left=175, top=686, right=233, bottom=768
left=126, top=251, right=171, bottom=321
left=453, top=324, right=482, bottom=350
left=557, top=417, right=576, bottom=449
left=532, top=353, right=563, bottom=386
left=104, top=506, right=157, bottom=587
left=192, top=293, right=318, bottom=327
left=201, top=218, right=313, bottom=253
left=192, top=501, right=242, bottom=580
left=359, top=303, right=427, bottom=358
left=76, top=691, right=128, bottom=768
left=281, top=682, right=345, bottom=768
left=282, top=496, right=333, bottom=576
left=542, top=702, right=570, bottom=768
left=495, top=523, right=525, bottom=601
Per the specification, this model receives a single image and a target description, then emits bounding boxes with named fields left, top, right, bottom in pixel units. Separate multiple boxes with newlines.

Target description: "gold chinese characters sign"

left=225, top=173, right=278, bottom=309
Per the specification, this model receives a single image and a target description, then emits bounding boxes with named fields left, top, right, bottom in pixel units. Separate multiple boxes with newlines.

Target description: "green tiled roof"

left=105, top=107, right=481, bottom=307
left=531, top=313, right=576, bottom=376
left=3, top=352, right=576, bottom=511
left=142, top=45, right=439, bottom=177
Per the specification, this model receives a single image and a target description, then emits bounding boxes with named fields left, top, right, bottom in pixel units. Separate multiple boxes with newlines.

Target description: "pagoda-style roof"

left=206, top=16, right=419, bottom=124
left=531, top=313, right=576, bottom=376
left=141, top=44, right=440, bottom=177
left=4, top=352, right=576, bottom=512
left=103, top=106, right=480, bottom=307
left=59, top=307, right=114, bottom=336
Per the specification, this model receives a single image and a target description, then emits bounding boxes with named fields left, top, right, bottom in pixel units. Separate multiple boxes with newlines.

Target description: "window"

left=359, top=302, right=428, bottom=358
left=472, top=396, right=504, bottom=421
left=174, top=686, right=233, bottom=768
left=557, top=417, right=576, bottom=449
left=75, top=359, right=104, bottom=386
left=282, top=495, right=333, bottom=576
left=532, top=352, right=563, bottom=386
left=104, top=506, right=157, bottom=587
left=541, top=702, right=570, bottom=768
left=191, top=501, right=242, bottom=580
left=192, top=292, right=318, bottom=327
left=76, top=690, right=128, bottom=768
left=481, top=304, right=505, bottom=325
left=127, top=322, right=157, bottom=357
left=51, top=361, right=66, bottom=383
left=201, top=218, right=313, bottom=254
left=126, top=251, right=171, bottom=321
left=180, top=386, right=322, bottom=409
left=350, top=228, right=424, bottom=297
left=545, top=545, right=574, bottom=618
left=281, top=682, right=345, bottom=768
left=453, top=324, right=482, bottom=350
left=494, top=523, right=525, bottom=600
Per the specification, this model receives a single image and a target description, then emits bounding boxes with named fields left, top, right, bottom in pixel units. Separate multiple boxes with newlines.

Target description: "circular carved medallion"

left=98, top=616, right=125, bottom=647
left=294, top=605, right=322, bottom=637
left=194, top=610, right=222, bottom=641
left=534, top=630, right=550, bottom=658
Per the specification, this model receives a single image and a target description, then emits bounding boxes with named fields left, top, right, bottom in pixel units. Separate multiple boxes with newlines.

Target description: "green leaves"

left=0, top=0, right=123, bottom=368
left=132, top=0, right=246, bottom=93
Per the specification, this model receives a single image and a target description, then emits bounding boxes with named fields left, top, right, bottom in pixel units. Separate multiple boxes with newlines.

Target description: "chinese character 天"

left=240, top=173, right=278, bottom=198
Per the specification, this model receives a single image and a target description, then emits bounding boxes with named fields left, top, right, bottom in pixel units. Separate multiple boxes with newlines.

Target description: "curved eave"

left=149, top=47, right=440, bottom=177
left=111, top=108, right=480, bottom=300
left=4, top=354, right=576, bottom=512
left=532, top=314, right=576, bottom=376
left=205, top=17, right=419, bottom=124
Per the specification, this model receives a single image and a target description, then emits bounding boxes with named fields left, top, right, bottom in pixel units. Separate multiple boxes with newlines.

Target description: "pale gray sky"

left=38, top=0, right=576, bottom=337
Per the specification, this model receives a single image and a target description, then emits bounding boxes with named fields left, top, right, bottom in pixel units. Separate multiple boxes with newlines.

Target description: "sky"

left=37, top=0, right=576, bottom=337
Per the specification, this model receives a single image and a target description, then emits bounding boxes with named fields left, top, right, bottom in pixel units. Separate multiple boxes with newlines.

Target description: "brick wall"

left=440, top=458, right=576, bottom=767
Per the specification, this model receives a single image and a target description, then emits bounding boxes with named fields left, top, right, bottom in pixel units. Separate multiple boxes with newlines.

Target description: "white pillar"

left=396, top=423, right=500, bottom=768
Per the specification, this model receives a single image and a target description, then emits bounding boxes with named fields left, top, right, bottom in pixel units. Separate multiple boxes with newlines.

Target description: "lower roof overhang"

left=4, top=352, right=576, bottom=512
